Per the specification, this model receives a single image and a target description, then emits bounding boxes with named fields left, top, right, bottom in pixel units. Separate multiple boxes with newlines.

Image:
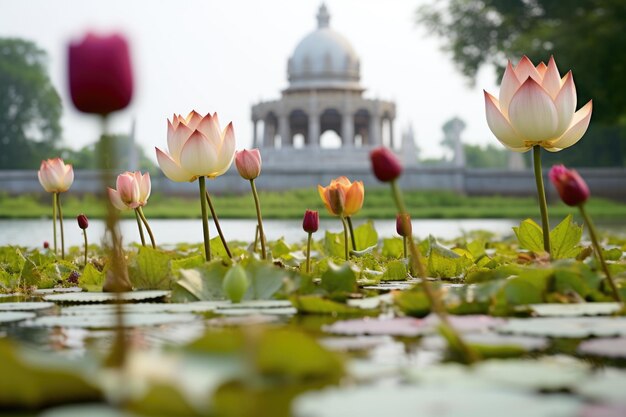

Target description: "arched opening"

left=382, top=118, right=391, bottom=148
left=354, top=134, right=363, bottom=147
left=354, top=109, right=370, bottom=146
left=289, top=109, right=308, bottom=146
left=293, top=133, right=305, bottom=149
left=264, top=112, right=278, bottom=148
left=320, top=108, right=341, bottom=145
left=320, top=130, right=342, bottom=149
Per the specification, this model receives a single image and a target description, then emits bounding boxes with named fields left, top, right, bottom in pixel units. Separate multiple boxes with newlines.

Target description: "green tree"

left=418, top=0, right=626, bottom=166
left=0, top=38, right=62, bottom=169
left=464, top=144, right=508, bottom=169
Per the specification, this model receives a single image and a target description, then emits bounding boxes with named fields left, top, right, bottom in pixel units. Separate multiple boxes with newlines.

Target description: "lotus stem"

left=137, top=206, right=156, bottom=249
left=250, top=179, right=267, bottom=259
left=52, top=192, right=58, bottom=255
left=346, top=216, right=357, bottom=251
left=134, top=209, right=146, bottom=247
left=82, top=228, right=88, bottom=267
left=253, top=225, right=260, bottom=253
left=306, top=232, right=312, bottom=274
left=579, top=204, right=622, bottom=302
left=533, top=145, right=551, bottom=255
left=205, top=190, right=232, bottom=258
left=56, top=192, right=65, bottom=259
left=391, top=179, right=477, bottom=364
left=198, top=176, right=211, bottom=261
left=340, top=215, right=349, bottom=261
left=403, top=236, right=408, bottom=259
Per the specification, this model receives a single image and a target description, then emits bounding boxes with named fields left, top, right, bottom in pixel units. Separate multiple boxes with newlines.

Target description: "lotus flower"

left=38, top=158, right=74, bottom=193
left=155, top=111, right=235, bottom=182
left=318, top=176, right=364, bottom=217
left=108, top=171, right=151, bottom=210
left=484, top=56, right=592, bottom=152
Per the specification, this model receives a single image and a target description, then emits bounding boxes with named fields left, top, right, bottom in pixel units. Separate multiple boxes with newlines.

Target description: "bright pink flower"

left=156, top=111, right=236, bottom=182
left=235, top=149, right=262, bottom=180
left=302, top=210, right=319, bottom=233
left=370, top=147, right=402, bottom=182
left=68, top=33, right=133, bottom=114
left=38, top=158, right=74, bottom=193
left=484, top=56, right=592, bottom=152
left=549, top=165, right=590, bottom=206
left=108, top=171, right=151, bottom=210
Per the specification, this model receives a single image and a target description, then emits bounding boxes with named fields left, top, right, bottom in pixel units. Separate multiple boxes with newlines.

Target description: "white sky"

left=0, top=0, right=500, bottom=159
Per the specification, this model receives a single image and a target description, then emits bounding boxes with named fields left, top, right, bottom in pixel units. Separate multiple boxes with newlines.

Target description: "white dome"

left=287, top=5, right=362, bottom=91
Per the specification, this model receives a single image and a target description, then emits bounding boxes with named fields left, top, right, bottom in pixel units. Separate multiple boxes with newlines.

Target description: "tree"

left=0, top=38, right=62, bottom=169
left=417, top=0, right=626, bottom=166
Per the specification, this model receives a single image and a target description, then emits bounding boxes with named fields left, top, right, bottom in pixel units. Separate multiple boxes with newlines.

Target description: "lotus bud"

left=68, top=33, right=133, bottom=114
left=396, top=214, right=412, bottom=237
left=223, top=265, right=249, bottom=303
left=43, top=241, right=50, bottom=249
left=77, top=214, right=89, bottom=230
left=549, top=165, right=590, bottom=206
left=302, top=210, right=319, bottom=233
left=235, top=149, right=262, bottom=180
left=370, top=147, right=403, bottom=182
left=38, top=158, right=74, bottom=193
left=327, top=187, right=345, bottom=216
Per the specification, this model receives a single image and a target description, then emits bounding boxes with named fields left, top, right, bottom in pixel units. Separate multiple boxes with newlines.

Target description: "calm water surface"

left=0, top=218, right=520, bottom=248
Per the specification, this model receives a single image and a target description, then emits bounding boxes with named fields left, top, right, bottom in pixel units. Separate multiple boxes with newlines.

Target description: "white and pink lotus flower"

left=108, top=171, right=151, bottom=210
left=484, top=56, right=593, bottom=152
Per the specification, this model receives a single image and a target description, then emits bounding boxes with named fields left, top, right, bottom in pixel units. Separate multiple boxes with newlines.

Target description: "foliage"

left=0, top=38, right=62, bottom=169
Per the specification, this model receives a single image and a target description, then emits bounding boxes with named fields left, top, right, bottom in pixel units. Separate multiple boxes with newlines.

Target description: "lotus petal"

left=155, top=147, right=193, bottom=182
left=184, top=110, right=203, bottom=130
left=344, top=181, right=364, bottom=216
left=212, top=123, right=237, bottom=177
left=553, top=72, right=577, bottom=136
left=498, top=61, right=521, bottom=116
left=180, top=130, right=218, bottom=177
left=547, top=101, right=593, bottom=151
left=484, top=91, right=525, bottom=149
left=108, top=188, right=128, bottom=210
left=513, top=56, right=542, bottom=83
left=508, top=78, right=558, bottom=142
left=541, top=56, right=562, bottom=98
left=167, top=120, right=192, bottom=161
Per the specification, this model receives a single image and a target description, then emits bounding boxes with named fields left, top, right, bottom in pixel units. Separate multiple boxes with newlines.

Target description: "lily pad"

left=214, top=307, right=297, bottom=316
left=577, top=369, right=626, bottom=405
left=323, top=317, right=429, bottom=337
left=35, top=287, right=83, bottom=294
left=61, top=302, right=221, bottom=316
left=0, top=311, right=35, bottom=324
left=0, top=302, right=55, bottom=311
left=496, top=317, right=626, bottom=338
left=319, top=336, right=393, bottom=352
left=424, top=314, right=506, bottom=333
left=23, top=312, right=199, bottom=329
left=346, top=294, right=393, bottom=310
left=579, top=404, right=626, bottom=417
left=40, top=405, right=134, bottom=417
left=43, top=291, right=170, bottom=304
left=294, top=385, right=581, bottom=417
left=362, top=281, right=415, bottom=291
left=578, top=338, right=626, bottom=358
left=420, top=333, right=549, bottom=352
left=530, top=303, right=622, bottom=317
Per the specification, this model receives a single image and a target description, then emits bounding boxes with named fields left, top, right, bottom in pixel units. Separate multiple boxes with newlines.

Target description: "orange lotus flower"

left=318, top=176, right=364, bottom=217
left=484, top=56, right=592, bottom=152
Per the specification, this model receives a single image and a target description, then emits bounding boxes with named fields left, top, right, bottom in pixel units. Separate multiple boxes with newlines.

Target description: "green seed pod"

left=223, top=264, right=249, bottom=303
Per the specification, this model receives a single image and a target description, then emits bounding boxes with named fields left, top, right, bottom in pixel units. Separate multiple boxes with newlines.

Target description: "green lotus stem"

left=403, top=236, right=408, bottom=259
left=391, top=179, right=477, bottom=364
left=52, top=192, right=58, bottom=255
left=306, top=232, right=312, bottom=274
left=346, top=216, right=357, bottom=251
left=82, top=228, right=88, bottom=267
left=253, top=225, right=260, bottom=253
left=533, top=145, right=551, bottom=255
left=205, top=190, right=232, bottom=258
left=340, top=215, right=349, bottom=261
left=134, top=209, right=146, bottom=247
left=250, top=179, right=267, bottom=259
left=579, top=204, right=622, bottom=302
left=198, top=176, right=211, bottom=261
left=56, top=192, right=65, bottom=259
left=137, top=206, right=156, bottom=249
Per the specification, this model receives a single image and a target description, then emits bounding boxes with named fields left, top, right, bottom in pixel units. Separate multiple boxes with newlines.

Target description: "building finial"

left=317, top=3, right=330, bottom=28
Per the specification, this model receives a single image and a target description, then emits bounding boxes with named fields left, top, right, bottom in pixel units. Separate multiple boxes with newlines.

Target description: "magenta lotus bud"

left=68, top=33, right=133, bottom=115
left=370, top=147, right=403, bottom=182
left=235, top=149, right=262, bottom=180
left=302, top=210, right=319, bottom=234
left=43, top=241, right=50, bottom=249
left=77, top=214, right=89, bottom=229
left=549, top=164, right=590, bottom=206
left=396, top=214, right=412, bottom=237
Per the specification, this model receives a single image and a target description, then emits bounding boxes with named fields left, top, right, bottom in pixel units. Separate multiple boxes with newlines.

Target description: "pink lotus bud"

left=68, top=33, right=133, bottom=115
left=370, top=147, right=403, bottom=182
left=43, top=241, right=50, bottom=249
left=396, top=214, right=412, bottom=237
left=235, top=149, right=262, bottom=180
left=38, top=158, right=74, bottom=193
left=108, top=171, right=151, bottom=210
left=77, top=214, right=89, bottom=230
left=549, top=165, right=590, bottom=206
left=302, top=210, right=319, bottom=233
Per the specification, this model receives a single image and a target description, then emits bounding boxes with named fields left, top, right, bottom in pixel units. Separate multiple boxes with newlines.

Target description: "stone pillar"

left=263, top=120, right=276, bottom=148
left=278, top=114, right=290, bottom=147
left=308, top=113, right=320, bottom=147
left=341, top=112, right=354, bottom=147
left=369, top=115, right=381, bottom=146
left=388, top=118, right=394, bottom=149
left=252, top=119, right=259, bottom=148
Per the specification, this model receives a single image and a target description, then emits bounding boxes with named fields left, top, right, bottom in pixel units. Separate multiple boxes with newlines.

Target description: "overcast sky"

left=0, top=0, right=500, bottom=159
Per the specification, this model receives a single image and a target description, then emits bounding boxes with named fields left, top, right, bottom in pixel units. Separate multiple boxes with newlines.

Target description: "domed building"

left=251, top=4, right=401, bottom=168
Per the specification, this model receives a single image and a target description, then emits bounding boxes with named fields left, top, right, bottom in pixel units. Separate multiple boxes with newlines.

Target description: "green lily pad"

left=497, top=317, right=626, bottom=338
left=61, top=302, right=221, bottom=315
left=323, top=317, right=429, bottom=337
left=40, top=405, right=134, bottom=417
left=34, top=287, right=83, bottom=294
left=320, top=336, right=393, bottom=352
left=0, top=302, right=55, bottom=311
left=420, top=333, right=549, bottom=352
left=43, top=290, right=170, bottom=304
left=214, top=307, right=297, bottom=316
left=530, top=303, right=622, bottom=317
left=23, top=312, right=199, bottom=329
left=0, top=311, right=35, bottom=324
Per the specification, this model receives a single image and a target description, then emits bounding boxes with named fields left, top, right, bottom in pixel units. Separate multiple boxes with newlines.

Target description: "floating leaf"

left=129, top=247, right=173, bottom=290
left=43, top=290, right=170, bottom=304
left=0, top=311, right=35, bottom=323
left=578, top=337, right=626, bottom=358
left=291, top=295, right=364, bottom=315
left=550, top=215, right=583, bottom=260
left=320, top=262, right=357, bottom=294
left=323, top=317, right=429, bottom=337
left=381, top=260, right=408, bottom=281
left=25, top=312, right=199, bottom=329
left=0, top=302, right=54, bottom=312
left=382, top=238, right=403, bottom=258
left=352, top=221, right=378, bottom=250
left=497, top=317, right=626, bottom=338
left=173, top=261, right=228, bottom=302
left=530, top=303, right=622, bottom=317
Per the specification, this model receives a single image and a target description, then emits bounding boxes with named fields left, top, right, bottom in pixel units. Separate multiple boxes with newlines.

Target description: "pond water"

left=0, top=218, right=519, bottom=248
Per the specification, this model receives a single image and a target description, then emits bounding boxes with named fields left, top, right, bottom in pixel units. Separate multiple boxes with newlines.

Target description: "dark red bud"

left=370, top=147, right=403, bottom=182
left=549, top=165, right=590, bottom=206
left=303, top=210, right=319, bottom=233
left=396, top=213, right=412, bottom=237
left=43, top=241, right=50, bottom=249
left=77, top=214, right=89, bottom=229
